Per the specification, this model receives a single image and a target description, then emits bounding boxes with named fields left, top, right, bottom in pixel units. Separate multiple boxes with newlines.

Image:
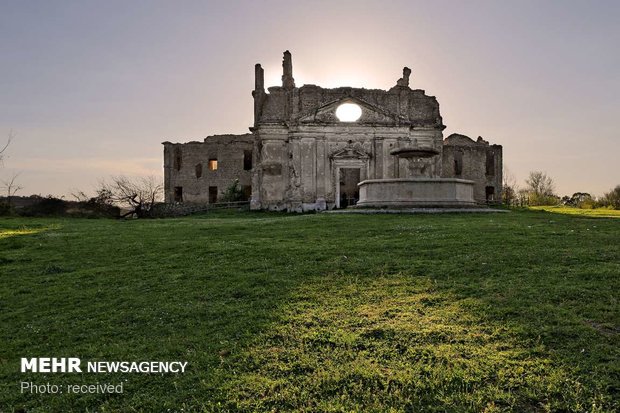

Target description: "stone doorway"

left=485, top=185, right=495, bottom=202
left=209, top=186, right=218, bottom=203
left=339, top=168, right=361, bottom=208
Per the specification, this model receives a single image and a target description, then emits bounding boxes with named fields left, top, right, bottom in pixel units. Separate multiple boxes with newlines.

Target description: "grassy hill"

left=1, top=210, right=618, bottom=412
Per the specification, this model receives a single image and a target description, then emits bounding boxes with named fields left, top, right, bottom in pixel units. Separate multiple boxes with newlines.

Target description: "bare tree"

left=1, top=131, right=22, bottom=209
left=98, top=175, right=163, bottom=218
left=70, top=189, right=90, bottom=202
left=0, top=130, right=14, bottom=166
left=502, top=165, right=518, bottom=205
left=525, top=171, right=557, bottom=206
left=2, top=172, right=23, bottom=207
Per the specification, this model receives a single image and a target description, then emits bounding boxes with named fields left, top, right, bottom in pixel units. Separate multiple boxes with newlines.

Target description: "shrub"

left=221, top=179, right=244, bottom=203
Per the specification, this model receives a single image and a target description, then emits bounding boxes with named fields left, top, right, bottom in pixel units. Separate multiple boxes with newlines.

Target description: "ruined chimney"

left=281, top=50, right=295, bottom=89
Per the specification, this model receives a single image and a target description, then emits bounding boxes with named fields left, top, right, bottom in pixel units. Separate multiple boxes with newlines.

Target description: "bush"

left=221, top=179, right=245, bottom=203
left=13, top=195, right=119, bottom=218
left=0, top=201, right=12, bottom=216
left=21, top=196, right=67, bottom=216
left=528, top=193, right=560, bottom=206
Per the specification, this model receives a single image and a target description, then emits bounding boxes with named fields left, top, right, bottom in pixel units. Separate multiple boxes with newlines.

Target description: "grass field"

left=527, top=206, right=620, bottom=219
left=1, top=209, right=618, bottom=412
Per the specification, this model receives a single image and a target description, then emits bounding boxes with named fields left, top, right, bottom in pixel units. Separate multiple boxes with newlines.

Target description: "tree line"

left=503, top=169, right=620, bottom=209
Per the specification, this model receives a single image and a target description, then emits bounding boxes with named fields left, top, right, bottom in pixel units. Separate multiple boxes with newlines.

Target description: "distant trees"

left=558, top=187, right=619, bottom=210
left=600, top=185, right=620, bottom=209
left=562, top=192, right=595, bottom=209
left=525, top=171, right=558, bottom=206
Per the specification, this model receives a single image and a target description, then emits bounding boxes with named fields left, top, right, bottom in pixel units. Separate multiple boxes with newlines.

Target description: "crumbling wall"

left=442, top=134, right=503, bottom=203
left=163, top=134, right=253, bottom=203
left=257, top=85, right=443, bottom=128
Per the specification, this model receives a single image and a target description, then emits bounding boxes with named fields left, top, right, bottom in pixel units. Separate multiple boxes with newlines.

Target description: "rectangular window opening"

left=174, top=186, right=183, bottom=203
left=486, top=152, right=495, bottom=176
left=209, top=186, right=218, bottom=203
left=173, top=148, right=182, bottom=171
left=243, top=150, right=253, bottom=171
left=486, top=186, right=495, bottom=202
left=454, top=151, right=463, bottom=175
left=208, top=159, right=218, bottom=171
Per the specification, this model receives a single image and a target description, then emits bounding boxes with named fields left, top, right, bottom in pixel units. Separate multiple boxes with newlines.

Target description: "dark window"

left=209, top=186, right=218, bottom=203
left=208, top=159, right=218, bottom=171
left=485, top=186, right=495, bottom=202
left=486, top=151, right=495, bottom=176
left=174, top=186, right=183, bottom=202
left=173, top=148, right=182, bottom=171
left=243, top=150, right=253, bottom=171
left=195, top=163, right=202, bottom=178
left=454, top=151, right=463, bottom=175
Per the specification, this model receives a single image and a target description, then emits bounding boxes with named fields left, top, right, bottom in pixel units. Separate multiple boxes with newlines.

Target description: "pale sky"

left=1, top=0, right=618, bottom=198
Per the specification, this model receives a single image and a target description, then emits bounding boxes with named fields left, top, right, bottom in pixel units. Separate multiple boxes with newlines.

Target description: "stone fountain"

left=355, top=144, right=477, bottom=208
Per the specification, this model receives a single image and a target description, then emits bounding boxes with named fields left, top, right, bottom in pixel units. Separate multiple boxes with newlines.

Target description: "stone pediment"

left=296, top=97, right=400, bottom=125
left=329, top=146, right=370, bottom=160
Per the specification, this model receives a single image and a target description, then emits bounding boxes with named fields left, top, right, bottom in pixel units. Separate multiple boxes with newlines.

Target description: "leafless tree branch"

left=1, top=172, right=23, bottom=207
left=98, top=175, right=163, bottom=218
left=0, top=130, right=15, bottom=166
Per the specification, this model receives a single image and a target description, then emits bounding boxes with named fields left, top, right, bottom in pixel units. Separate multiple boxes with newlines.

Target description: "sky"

left=1, top=0, right=619, bottom=198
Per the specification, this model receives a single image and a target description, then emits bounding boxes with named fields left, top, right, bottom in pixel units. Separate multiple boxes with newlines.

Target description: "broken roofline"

left=252, top=51, right=444, bottom=128
left=254, top=51, right=420, bottom=94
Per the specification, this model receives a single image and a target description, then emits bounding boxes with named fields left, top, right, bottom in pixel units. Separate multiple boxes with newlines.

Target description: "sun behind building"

left=163, top=51, right=502, bottom=211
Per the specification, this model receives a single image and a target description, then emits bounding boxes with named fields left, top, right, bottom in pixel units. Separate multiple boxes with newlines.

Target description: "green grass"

left=0, top=210, right=618, bottom=412
left=528, top=205, right=620, bottom=218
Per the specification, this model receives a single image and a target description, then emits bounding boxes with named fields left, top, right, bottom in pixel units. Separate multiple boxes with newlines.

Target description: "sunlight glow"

left=336, top=103, right=362, bottom=122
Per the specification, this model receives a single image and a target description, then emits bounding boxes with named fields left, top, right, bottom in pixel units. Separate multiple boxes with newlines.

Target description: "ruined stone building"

left=163, top=51, right=502, bottom=211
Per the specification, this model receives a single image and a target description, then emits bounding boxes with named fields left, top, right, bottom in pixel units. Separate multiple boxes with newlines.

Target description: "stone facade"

left=442, top=134, right=503, bottom=203
left=162, top=134, right=253, bottom=204
left=163, top=51, right=502, bottom=210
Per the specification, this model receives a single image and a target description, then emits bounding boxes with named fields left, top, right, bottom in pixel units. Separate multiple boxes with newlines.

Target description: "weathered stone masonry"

left=162, top=134, right=253, bottom=203
left=163, top=51, right=502, bottom=210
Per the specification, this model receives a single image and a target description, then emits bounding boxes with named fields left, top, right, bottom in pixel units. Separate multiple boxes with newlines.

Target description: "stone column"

left=300, top=137, right=317, bottom=204
left=373, top=137, right=383, bottom=179
left=383, top=138, right=397, bottom=178
left=289, top=137, right=302, bottom=208
left=316, top=136, right=326, bottom=204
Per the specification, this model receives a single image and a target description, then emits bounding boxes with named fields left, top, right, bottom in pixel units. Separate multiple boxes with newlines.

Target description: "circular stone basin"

left=389, top=147, right=439, bottom=158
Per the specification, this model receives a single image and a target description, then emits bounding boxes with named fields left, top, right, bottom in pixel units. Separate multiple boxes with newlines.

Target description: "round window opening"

left=336, top=103, right=362, bottom=122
